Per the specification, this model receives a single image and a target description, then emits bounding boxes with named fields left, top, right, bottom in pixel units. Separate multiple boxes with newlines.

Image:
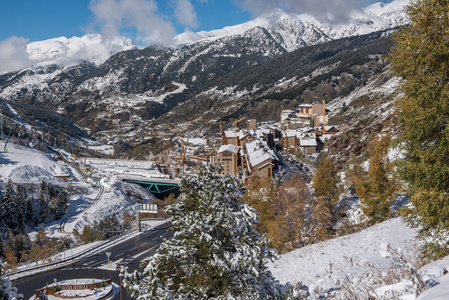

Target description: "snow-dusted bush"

left=123, top=165, right=290, bottom=299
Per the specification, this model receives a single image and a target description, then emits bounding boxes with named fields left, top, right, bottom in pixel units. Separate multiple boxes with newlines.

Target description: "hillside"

left=0, top=142, right=154, bottom=238
left=0, top=0, right=409, bottom=148
left=270, top=217, right=449, bottom=299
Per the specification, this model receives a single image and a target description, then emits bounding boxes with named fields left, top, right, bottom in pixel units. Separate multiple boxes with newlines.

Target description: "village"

left=171, top=102, right=340, bottom=183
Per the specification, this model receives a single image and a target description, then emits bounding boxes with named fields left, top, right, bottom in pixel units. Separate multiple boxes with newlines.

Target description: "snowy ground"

left=0, top=142, right=156, bottom=241
left=269, top=218, right=449, bottom=299
left=43, top=178, right=155, bottom=239
left=0, top=143, right=78, bottom=184
left=83, top=157, right=169, bottom=180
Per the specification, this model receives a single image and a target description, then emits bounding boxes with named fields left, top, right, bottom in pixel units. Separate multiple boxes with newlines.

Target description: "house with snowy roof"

left=282, top=129, right=319, bottom=155
left=280, top=109, right=296, bottom=122
left=296, top=103, right=325, bottom=118
left=299, top=134, right=318, bottom=155
left=242, top=139, right=278, bottom=181
left=211, top=144, right=238, bottom=176
left=247, top=119, right=257, bottom=129
left=223, top=130, right=251, bottom=146
left=282, top=130, right=301, bottom=153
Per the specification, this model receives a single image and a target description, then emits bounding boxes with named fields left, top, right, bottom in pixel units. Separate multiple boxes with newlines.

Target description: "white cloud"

left=0, top=36, right=32, bottom=75
left=233, top=0, right=358, bottom=24
left=88, top=0, right=177, bottom=46
left=173, top=0, right=199, bottom=28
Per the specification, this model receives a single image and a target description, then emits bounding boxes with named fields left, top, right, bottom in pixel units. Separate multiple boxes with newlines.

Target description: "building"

left=212, top=144, right=238, bottom=176
left=282, top=130, right=301, bottom=153
left=247, top=119, right=257, bottom=130
left=296, top=103, right=325, bottom=120
left=242, top=139, right=278, bottom=181
left=282, top=129, right=319, bottom=156
left=299, top=133, right=318, bottom=155
left=280, top=110, right=296, bottom=122
left=223, top=130, right=251, bottom=146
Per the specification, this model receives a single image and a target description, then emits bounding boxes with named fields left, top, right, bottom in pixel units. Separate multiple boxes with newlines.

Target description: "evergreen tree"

left=0, top=260, right=22, bottom=300
left=312, top=157, right=341, bottom=239
left=4, top=181, right=19, bottom=233
left=353, top=135, right=397, bottom=224
left=98, top=213, right=121, bottom=239
left=390, top=0, right=449, bottom=258
left=0, top=192, right=6, bottom=231
left=123, top=165, right=289, bottom=299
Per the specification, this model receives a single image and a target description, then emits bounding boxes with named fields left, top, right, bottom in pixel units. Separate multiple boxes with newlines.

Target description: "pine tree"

left=0, top=260, right=22, bottom=300
left=353, top=135, right=397, bottom=224
left=390, top=0, right=449, bottom=258
left=123, top=165, right=289, bottom=299
left=4, top=181, right=19, bottom=234
left=312, top=157, right=341, bottom=239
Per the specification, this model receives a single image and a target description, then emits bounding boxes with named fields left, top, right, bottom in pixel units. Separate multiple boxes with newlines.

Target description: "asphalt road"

left=13, top=224, right=173, bottom=299
left=276, top=152, right=310, bottom=183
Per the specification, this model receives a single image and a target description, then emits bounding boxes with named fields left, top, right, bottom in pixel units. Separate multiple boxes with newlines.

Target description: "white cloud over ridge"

left=88, top=0, right=177, bottom=46
left=173, top=0, right=199, bottom=29
left=0, top=36, right=32, bottom=75
left=233, top=0, right=359, bottom=24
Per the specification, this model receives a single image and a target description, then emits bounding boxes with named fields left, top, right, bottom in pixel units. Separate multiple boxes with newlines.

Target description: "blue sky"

left=0, top=0, right=393, bottom=45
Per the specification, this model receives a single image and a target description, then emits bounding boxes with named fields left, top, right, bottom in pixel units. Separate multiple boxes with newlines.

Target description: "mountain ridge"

left=173, top=0, right=408, bottom=51
left=0, top=0, right=410, bottom=147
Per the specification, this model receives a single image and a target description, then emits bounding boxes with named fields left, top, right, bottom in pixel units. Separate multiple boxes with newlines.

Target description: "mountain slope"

left=26, top=34, right=139, bottom=67
left=174, top=0, right=408, bottom=51
left=0, top=0, right=409, bottom=146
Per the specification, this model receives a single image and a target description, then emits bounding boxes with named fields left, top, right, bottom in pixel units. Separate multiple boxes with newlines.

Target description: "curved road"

left=58, top=185, right=105, bottom=234
left=14, top=224, right=172, bottom=300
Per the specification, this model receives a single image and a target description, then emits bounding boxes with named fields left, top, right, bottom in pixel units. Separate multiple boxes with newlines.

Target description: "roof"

left=217, top=144, right=237, bottom=154
left=244, top=139, right=278, bottom=172
left=248, top=150, right=277, bottom=169
left=320, top=134, right=334, bottom=141
left=224, top=130, right=248, bottom=140
left=300, top=137, right=317, bottom=147
left=281, top=110, right=295, bottom=114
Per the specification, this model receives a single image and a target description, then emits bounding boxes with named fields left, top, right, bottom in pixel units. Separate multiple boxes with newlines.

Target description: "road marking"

left=82, top=260, right=96, bottom=266
left=132, top=245, right=159, bottom=260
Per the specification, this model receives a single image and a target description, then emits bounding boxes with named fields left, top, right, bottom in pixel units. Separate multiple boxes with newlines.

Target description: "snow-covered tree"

left=0, top=261, right=22, bottom=300
left=123, top=165, right=289, bottom=299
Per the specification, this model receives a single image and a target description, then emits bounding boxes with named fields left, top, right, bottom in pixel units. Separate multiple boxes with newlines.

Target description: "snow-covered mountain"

left=174, top=0, right=409, bottom=52
left=0, top=0, right=410, bottom=143
left=25, top=34, right=140, bottom=67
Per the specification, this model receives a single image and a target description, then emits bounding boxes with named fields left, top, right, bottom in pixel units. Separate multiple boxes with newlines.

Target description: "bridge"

left=121, top=176, right=181, bottom=198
